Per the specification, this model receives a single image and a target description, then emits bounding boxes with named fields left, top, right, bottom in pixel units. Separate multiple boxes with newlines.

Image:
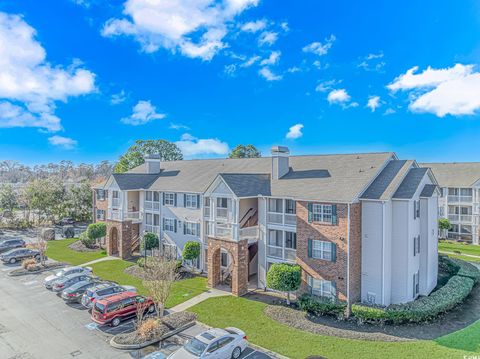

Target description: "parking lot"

left=0, top=262, right=273, bottom=359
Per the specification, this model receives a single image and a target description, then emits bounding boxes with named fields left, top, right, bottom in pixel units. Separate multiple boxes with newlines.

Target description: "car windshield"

left=94, top=302, right=106, bottom=314
left=184, top=338, right=208, bottom=356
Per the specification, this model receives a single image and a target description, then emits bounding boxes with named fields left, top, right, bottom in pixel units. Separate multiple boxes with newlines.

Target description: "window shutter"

left=332, top=204, right=338, bottom=225
left=162, top=218, right=165, bottom=230
left=331, top=243, right=337, bottom=262
left=197, top=195, right=201, bottom=209
left=184, top=194, right=187, bottom=208
left=308, top=203, right=313, bottom=223
left=162, top=193, right=165, bottom=205
left=183, top=222, right=186, bottom=235
left=413, top=237, right=416, bottom=256
left=308, top=239, right=313, bottom=257
left=196, top=223, right=200, bottom=236
left=413, top=201, right=417, bottom=219
left=174, top=193, right=177, bottom=207
left=417, top=235, right=420, bottom=254
left=174, top=220, right=177, bottom=233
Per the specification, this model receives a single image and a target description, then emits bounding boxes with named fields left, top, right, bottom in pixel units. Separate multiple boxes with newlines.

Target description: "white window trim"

left=307, top=275, right=335, bottom=299
left=164, top=193, right=175, bottom=206
left=312, top=204, right=332, bottom=223
left=184, top=221, right=199, bottom=236
left=185, top=194, right=198, bottom=209
left=164, top=218, right=175, bottom=232
left=312, top=240, right=332, bottom=261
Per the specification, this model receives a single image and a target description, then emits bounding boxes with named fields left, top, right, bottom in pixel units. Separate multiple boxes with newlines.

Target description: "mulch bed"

left=68, top=240, right=102, bottom=252
left=263, top=283, right=480, bottom=341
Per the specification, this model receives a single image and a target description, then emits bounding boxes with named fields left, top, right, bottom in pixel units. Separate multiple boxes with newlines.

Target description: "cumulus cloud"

left=110, top=90, right=127, bottom=105
left=388, top=64, right=480, bottom=117
left=240, top=19, right=267, bottom=33
left=121, top=100, right=166, bottom=125
left=259, top=67, right=282, bottom=81
left=315, top=79, right=341, bottom=93
left=101, top=0, right=259, bottom=61
left=48, top=135, right=78, bottom=149
left=175, top=133, right=229, bottom=156
left=258, top=31, right=278, bottom=46
left=0, top=12, right=96, bottom=132
left=366, top=96, right=381, bottom=112
left=286, top=123, right=303, bottom=139
left=327, top=89, right=358, bottom=108
left=303, top=35, right=336, bottom=56
left=260, top=51, right=281, bottom=66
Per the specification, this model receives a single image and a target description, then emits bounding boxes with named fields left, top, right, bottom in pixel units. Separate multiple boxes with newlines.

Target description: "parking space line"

left=23, top=280, right=39, bottom=286
left=243, top=351, right=256, bottom=359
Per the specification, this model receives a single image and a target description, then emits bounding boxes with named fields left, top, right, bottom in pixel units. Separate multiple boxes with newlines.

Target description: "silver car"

left=44, top=266, right=92, bottom=289
left=167, top=327, right=248, bottom=359
left=80, top=282, right=137, bottom=309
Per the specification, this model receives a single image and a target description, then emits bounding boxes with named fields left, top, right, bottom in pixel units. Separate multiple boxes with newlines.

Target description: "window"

left=185, top=194, right=198, bottom=209
left=413, top=271, right=420, bottom=298
left=184, top=221, right=199, bottom=236
left=221, top=252, right=228, bottom=267
left=204, top=197, right=210, bottom=207
left=164, top=193, right=175, bottom=206
left=217, top=197, right=228, bottom=208
left=268, top=229, right=283, bottom=247
left=285, top=231, right=296, bottom=249
left=268, top=198, right=283, bottom=213
left=112, top=190, right=119, bottom=199
left=153, top=192, right=160, bottom=202
left=96, top=189, right=105, bottom=201
left=217, top=337, right=234, bottom=348
left=461, top=188, right=472, bottom=196
left=307, top=275, right=335, bottom=299
left=163, top=218, right=176, bottom=232
left=145, top=213, right=153, bottom=225
left=145, top=191, right=153, bottom=201
left=312, top=204, right=332, bottom=223
left=439, top=207, right=445, bottom=217
left=310, top=240, right=333, bottom=261
left=448, top=188, right=458, bottom=196
left=285, top=199, right=296, bottom=214
left=96, top=209, right=105, bottom=220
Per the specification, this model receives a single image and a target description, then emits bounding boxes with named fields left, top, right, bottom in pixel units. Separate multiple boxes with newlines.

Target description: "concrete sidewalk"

left=80, top=256, right=120, bottom=267
left=169, top=287, right=231, bottom=312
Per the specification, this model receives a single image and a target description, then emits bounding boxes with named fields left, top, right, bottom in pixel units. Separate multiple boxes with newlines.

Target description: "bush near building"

left=266, top=263, right=301, bottom=304
left=298, top=293, right=347, bottom=318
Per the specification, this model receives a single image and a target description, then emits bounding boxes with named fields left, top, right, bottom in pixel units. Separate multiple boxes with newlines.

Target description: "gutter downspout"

left=347, top=203, right=351, bottom=315
left=382, top=201, right=386, bottom=305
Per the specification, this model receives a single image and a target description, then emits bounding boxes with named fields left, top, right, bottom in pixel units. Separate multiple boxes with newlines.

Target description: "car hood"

left=44, top=274, right=59, bottom=283
left=169, top=348, right=198, bottom=359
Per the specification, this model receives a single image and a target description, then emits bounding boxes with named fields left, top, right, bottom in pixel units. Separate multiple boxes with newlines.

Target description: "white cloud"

left=383, top=108, right=396, bottom=116
left=287, top=66, right=301, bottom=73
left=121, top=100, right=166, bottom=125
left=366, top=96, right=381, bottom=112
left=0, top=12, right=96, bottom=132
left=240, top=19, right=266, bottom=33
left=286, top=123, right=303, bottom=139
left=260, top=51, right=281, bottom=66
left=258, top=31, right=278, bottom=46
left=101, top=0, right=259, bottom=61
left=388, top=64, right=480, bottom=117
left=327, top=89, right=358, bottom=108
left=303, top=35, right=335, bottom=56
left=224, top=64, right=237, bottom=76
left=315, top=79, right=340, bottom=93
left=175, top=133, right=229, bottom=156
left=110, top=90, right=127, bottom=105
left=48, top=135, right=78, bottom=149
left=240, top=55, right=261, bottom=67
left=280, top=22, right=289, bottom=32
left=259, top=67, right=282, bottom=81
left=358, top=52, right=385, bottom=72
left=169, top=122, right=190, bottom=130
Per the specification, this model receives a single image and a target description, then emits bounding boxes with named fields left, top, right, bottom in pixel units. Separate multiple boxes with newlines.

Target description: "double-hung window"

left=285, top=231, right=297, bottom=250
left=285, top=199, right=296, bottom=214
left=184, top=221, right=199, bottom=236
left=309, top=239, right=335, bottom=261
left=96, top=209, right=105, bottom=220
left=185, top=194, right=198, bottom=209
left=307, top=275, right=335, bottom=299
left=163, top=218, right=176, bottom=232
left=96, top=189, right=105, bottom=201
left=312, top=204, right=332, bottom=223
left=164, top=193, right=175, bottom=206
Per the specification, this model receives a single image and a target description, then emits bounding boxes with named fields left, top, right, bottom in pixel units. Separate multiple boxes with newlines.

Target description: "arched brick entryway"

left=207, top=237, right=249, bottom=296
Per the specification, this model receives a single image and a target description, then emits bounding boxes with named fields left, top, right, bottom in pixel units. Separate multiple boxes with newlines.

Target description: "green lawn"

left=46, top=238, right=107, bottom=266
left=90, top=259, right=208, bottom=308
left=439, top=240, right=480, bottom=257
left=189, top=296, right=479, bottom=359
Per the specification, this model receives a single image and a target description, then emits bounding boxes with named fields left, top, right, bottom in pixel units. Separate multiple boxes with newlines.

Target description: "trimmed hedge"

left=298, top=293, right=347, bottom=318
left=450, top=258, right=480, bottom=283
left=352, top=275, right=475, bottom=324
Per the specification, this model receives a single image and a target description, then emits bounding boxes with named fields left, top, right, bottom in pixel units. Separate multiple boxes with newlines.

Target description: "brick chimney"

left=271, top=146, right=290, bottom=180
left=144, top=154, right=161, bottom=174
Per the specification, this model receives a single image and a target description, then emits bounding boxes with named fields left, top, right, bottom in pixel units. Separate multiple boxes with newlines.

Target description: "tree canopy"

left=266, top=263, right=301, bottom=304
left=114, top=140, right=183, bottom=173
left=228, top=144, right=261, bottom=159
left=182, top=241, right=201, bottom=261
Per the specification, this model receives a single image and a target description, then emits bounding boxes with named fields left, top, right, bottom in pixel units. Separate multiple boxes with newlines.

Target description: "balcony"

left=108, top=210, right=142, bottom=222
left=448, top=214, right=473, bottom=223
left=145, top=225, right=160, bottom=234
left=267, top=212, right=297, bottom=226
left=144, top=201, right=160, bottom=211
left=239, top=226, right=259, bottom=240
left=448, top=195, right=473, bottom=203
left=216, top=207, right=228, bottom=220
left=267, top=245, right=297, bottom=261
left=112, top=198, right=120, bottom=208
left=204, top=206, right=211, bottom=218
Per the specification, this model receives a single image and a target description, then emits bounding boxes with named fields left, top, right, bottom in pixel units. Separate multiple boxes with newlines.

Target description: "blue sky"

left=0, top=0, right=479, bottom=165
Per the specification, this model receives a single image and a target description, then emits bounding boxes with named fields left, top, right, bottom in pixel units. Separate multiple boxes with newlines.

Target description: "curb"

left=7, top=262, right=67, bottom=277
left=110, top=321, right=195, bottom=350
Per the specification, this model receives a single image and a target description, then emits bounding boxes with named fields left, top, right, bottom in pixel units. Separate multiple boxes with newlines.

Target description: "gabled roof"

left=360, top=160, right=413, bottom=200
left=219, top=173, right=271, bottom=197
left=420, top=162, right=480, bottom=187
left=112, top=173, right=160, bottom=190
left=119, top=152, right=395, bottom=202
left=393, top=168, right=429, bottom=199
left=420, top=184, right=437, bottom=198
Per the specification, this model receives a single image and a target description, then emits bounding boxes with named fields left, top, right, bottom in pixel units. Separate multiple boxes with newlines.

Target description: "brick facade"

left=296, top=201, right=362, bottom=304
left=106, top=220, right=139, bottom=260
left=207, top=237, right=249, bottom=296
left=93, top=189, right=108, bottom=223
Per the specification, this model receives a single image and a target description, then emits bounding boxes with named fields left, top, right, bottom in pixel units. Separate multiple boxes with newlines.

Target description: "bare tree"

left=29, top=230, right=48, bottom=266
left=142, top=257, right=179, bottom=318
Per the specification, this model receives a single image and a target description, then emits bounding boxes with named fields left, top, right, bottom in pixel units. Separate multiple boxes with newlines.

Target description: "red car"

left=91, top=291, right=155, bottom=327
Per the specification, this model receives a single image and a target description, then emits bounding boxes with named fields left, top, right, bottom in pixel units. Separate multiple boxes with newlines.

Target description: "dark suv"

left=0, top=248, right=40, bottom=264
left=0, top=239, right=26, bottom=253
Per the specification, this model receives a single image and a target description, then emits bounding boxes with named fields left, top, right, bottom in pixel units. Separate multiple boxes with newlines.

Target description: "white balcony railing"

left=144, top=201, right=160, bottom=211
left=285, top=214, right=296, bottom=226
left=284, top=248, right=297, bottom=261
left=145, top=225, right=160, bottom=234
left=448, top=214, right=459, bottom=222
left=448, top=195, right=473, bottom=203
left=108, top=210, right=142, bottom=222
left=267, top=246, right=283, bottom=258
left=216, top=223, right=232, bottom=238
left=461, top=214, right=473, bottom=222
left=239, top=225, right=259, bottom=240
left=109, top=210, right=122, bottom=221
left=267, top=212, right=296, bottom=226
left=112, top=198, right=120, bottom=208
left=216, top=208, right=228, bottom=220
left=267, top=245, right=297, bottom=261
left=268, top=212, right=283, bottom=224
left=124, top=211, right=141, bottom=220
left=204, top=206, right=211, bottom=218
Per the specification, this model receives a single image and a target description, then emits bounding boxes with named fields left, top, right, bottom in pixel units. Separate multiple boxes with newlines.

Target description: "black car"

left=61, top=279, right=99, bottom=303
left=0, top=239, right=26, bottom=253
left=0, top=248, right=41, bottom=264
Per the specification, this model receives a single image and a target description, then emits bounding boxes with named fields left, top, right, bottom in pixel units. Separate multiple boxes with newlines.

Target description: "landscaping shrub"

left=137, top=257, right=157, bottom=268
left=41, top=228, right=55, bottom=241
left=298, top=293, right=347, bottom=318
left=86, top=222, right=106, bottom=243
left=137, top=319, right=159, bottom=341
left=266, top=263, right=301, bottom=304
left=182, top=241, right=201, bottom=261
left=352, top=274, right=475, bottom=324
left=450, top=257, right=480, bottom=283
left=22, top=258, right=37, bottom=270
left=79, top=231, right=95, bottom=249
left=161, top=311, right=197, bottom=329
left=142, top=232, right=159, bottom=251
left=438, top=254, right=459, bottom=275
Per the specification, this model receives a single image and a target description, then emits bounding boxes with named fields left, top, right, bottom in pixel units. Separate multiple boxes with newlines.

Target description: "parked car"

left=81, top=282, right=137, bottom=309
left=0, top=239, right=26, bottom=253
left=90, top=292, right=155, bottom=327
left=44, top=266, right=93, bottom=289
left=167, top=327, right=248, bottom=359
left=52, top=272, right=93, bottom=292
left=58, top=218, right=75, bottom=226
left=61, top=279, right=100, bottom=303
left=0, top=248, right=41, bottom=264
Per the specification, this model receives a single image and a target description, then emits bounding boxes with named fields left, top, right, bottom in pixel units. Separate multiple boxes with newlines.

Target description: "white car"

left=167, top=327, right=248, bottom=359
left=43, top=266, right=92, bottom=289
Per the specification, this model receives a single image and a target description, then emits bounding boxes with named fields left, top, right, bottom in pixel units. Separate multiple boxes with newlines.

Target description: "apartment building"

left=93, top=148, right=439, bottom=306
left=420, top=163, right=480, bottom=244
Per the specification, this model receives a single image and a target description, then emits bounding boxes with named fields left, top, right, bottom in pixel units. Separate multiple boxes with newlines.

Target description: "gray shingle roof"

left=220, top=174, right=271, bottom=197
left=393, top=168, right=429, bottom=199
left=125, top=152, right=394, bottom=203
left=420, top=184, right=437, bottom=198
left=420, top=162, right=480, bottom=187
left=112, top=173, right=160, bottom=190
left=360, top=160, right=413, bottom=200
